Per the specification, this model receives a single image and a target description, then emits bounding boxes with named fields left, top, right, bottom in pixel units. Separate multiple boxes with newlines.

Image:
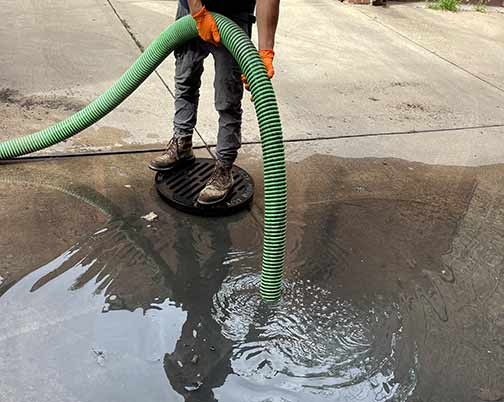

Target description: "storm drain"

left=155, top=158, right=254, bottom=216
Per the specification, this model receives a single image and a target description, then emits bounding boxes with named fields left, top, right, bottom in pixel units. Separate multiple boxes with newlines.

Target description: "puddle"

left=213, top=272, right=415, bottom=402
left=0, top=155, right=503, bottom=402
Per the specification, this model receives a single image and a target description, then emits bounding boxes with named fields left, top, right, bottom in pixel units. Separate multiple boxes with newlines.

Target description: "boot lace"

left=163, top=138, right=178, bottom=158
left=207, top=162, right=229, bottom=189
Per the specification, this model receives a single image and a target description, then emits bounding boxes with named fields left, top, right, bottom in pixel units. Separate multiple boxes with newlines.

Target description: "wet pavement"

left=1, top=151, right=503, bottom=402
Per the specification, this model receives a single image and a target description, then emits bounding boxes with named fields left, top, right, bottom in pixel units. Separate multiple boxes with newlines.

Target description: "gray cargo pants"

left=173, top=5, right=252, bottom=168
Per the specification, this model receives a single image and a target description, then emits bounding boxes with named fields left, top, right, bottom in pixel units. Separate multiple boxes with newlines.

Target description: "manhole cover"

left=155, top=158, right=254, bottom=216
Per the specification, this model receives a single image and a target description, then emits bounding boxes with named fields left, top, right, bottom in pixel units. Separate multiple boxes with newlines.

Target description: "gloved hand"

left=242, top=49, right=275, bottom=91
left=192, top=6, right=220, bottom=46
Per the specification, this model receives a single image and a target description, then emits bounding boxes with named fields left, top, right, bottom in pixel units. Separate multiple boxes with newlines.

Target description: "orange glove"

left=242, top=49, right=275, bottom=91
left=192, top=6, right=220, bottom=46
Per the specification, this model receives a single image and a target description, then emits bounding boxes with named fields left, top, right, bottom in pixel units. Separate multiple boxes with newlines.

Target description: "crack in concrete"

left=193, top=122, right=504, bottom=148
left=356, top=8, right=504, bottom=95
left=273, top=122, right=504, bottom=144
left=4, top=122, right=504, bottom=162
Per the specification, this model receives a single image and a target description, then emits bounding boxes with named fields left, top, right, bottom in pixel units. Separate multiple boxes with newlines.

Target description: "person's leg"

left=197, top=15, right=253, bottom=204
left=212, top=15, right=253, bottom=168
left=173, top=4, right=209, bottom=139
left=149, top=4, right=210, bottom=171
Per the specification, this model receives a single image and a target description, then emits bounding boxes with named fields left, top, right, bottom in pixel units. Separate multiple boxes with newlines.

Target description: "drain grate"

left=155, top=158, right=254, bottom=216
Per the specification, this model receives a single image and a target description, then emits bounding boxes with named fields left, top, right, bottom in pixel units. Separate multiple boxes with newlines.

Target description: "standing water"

left=0, top=155, right=503, bottom=402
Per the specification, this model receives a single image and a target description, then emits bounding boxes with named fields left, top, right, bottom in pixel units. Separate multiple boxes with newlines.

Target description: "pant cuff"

left=174, top=129, right=193, bottom=139
left=216, top=155, right=236, bottom=169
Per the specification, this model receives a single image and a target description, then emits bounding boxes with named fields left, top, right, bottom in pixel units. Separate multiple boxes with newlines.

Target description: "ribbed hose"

left=0, top=18, right=197, bottom=159
left=0, top=14, right=286, bottom=301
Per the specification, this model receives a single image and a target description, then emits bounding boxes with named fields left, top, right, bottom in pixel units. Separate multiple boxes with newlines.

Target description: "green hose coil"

left=0, top=14, right=287, bottom=301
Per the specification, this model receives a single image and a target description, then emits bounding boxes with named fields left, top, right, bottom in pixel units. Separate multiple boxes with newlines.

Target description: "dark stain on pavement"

left=0, top=88, right=86, bottom=112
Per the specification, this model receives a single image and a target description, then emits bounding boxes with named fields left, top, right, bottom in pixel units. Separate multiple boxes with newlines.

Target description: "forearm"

left=188, top=0, right=203, bottom=14
left=256, top=0, right=280, bottom=50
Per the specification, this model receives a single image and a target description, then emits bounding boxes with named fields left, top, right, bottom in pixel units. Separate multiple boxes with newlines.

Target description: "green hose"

left=0, top=14, right=287, bottom=301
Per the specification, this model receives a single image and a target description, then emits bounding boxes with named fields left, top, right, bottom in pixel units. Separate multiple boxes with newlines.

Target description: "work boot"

left=148, top=136, right=194, bottom=171
left=197, top=160, right=234, bottom=205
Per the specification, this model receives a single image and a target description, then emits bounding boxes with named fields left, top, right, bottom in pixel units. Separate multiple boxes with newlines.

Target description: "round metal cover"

left=155, top=158, right=254, bottom=216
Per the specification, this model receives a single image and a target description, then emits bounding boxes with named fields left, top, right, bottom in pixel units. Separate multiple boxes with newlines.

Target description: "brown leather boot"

left=148, top=136, right=195, bottom=171
left=197, top=160, right=234, bottom=205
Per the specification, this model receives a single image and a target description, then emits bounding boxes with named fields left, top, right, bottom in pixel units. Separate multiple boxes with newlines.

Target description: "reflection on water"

left=0, top=220, right=414, bottom=402
left=1, top=156, right=504, bottom=402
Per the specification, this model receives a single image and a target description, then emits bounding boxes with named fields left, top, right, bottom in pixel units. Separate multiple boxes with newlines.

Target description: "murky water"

left=1, top=155, right=503, bottom=402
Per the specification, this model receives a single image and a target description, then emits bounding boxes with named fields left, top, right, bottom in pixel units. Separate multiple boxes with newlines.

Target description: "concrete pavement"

left=1, top=0, right=504, bottom=165
left=0, top=0, right=178, bottom=150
